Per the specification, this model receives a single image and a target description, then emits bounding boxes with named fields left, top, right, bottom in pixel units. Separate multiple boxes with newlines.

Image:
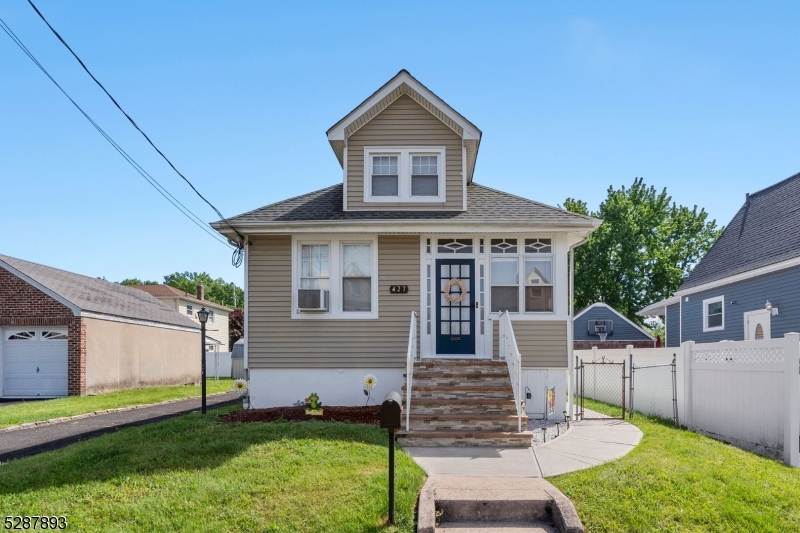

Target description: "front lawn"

left=0, top=406, right=425, bottom=532
left=0, top=379, right=234, bottom=429
left=550, top=399, right=800, bottom=532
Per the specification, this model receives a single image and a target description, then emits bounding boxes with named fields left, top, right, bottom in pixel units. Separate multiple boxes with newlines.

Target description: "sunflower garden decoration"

left=363, top=374, right=377, bottom=405
left=304, top=392, right=323, bottom=416
left=232, top=379, right=250, bottom=409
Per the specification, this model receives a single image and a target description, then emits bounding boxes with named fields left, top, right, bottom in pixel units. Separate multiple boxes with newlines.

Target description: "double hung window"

left=703, top=296, right=724, bottom=331
left=186, top=304, right=193, bottom=316
left=342, top=244, right=372, bottom=312
left=300, top=244, right=330, bottom=290
left=365, top=147, right=445, bottom=202
left=490, top=238, right=554, bottom=313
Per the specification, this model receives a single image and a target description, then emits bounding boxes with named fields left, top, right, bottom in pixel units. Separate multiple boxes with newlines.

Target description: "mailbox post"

left=380, top=391, right=402, bottom=526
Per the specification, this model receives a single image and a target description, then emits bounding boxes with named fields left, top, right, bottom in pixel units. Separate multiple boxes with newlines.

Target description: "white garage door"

left=3, top=329, right=68, bottom=398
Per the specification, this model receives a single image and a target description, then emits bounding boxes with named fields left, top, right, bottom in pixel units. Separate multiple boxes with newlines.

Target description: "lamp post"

left=197, top=307, right=209, bottom=414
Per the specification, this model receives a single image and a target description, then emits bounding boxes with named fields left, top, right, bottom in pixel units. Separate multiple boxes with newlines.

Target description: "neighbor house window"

left=342, top=244, right=372, bottom=312
left=703, top=296, right=724, bottom=331
left=208, top=310, right=215, bottom=323
left=300, top=244, right=330, bottom=290
left=186, top=304, right=193, bottom=316
left=365, top=147, right=445, bottom=202
left=490, top=237, right=554, bottom=313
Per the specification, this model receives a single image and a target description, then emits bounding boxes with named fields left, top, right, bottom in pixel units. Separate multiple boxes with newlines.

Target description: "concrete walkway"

left=404, top=416, right=643, bottom=478
left=0, top=392, right=239, bottom=462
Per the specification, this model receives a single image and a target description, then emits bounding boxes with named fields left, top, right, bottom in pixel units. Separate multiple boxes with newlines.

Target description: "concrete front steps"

left=398, top=359, right=531, bottom=447
left=418, top=477, right=584, bottom=533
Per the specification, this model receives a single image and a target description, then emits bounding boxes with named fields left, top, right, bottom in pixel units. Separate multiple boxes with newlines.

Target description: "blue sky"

left=1, top=1, right=798, bottom=287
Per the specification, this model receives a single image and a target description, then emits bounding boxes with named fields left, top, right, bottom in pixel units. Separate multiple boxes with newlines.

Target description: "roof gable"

left=680, top=171, right=800, bottom=291
left=574, top=302, right=655, bottom=340
left=326, top=70, right=482, bottom=181
left=0, top=255, right=198, bottom=329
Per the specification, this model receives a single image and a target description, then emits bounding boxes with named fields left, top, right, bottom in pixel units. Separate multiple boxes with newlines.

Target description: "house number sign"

left=389, top=285, right=409, bottom=294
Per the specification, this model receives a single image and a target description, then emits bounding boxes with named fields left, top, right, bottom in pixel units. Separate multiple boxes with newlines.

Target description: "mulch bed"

left=221, top=406, right=380, bottom=425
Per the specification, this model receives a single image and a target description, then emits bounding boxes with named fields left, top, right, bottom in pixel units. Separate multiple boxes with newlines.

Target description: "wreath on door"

left=443, top=277, right=468, bottom=304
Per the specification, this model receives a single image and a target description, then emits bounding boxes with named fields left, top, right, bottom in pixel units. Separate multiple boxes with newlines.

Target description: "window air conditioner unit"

left=297, top=289, right=329, bottom=311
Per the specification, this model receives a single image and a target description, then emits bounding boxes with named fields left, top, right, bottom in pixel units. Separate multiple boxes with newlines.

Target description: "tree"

left=118, top=278, right=159, bottom=286
left=163, top=272, right=244, bottom=309
left=564, top=178, right=722, bottom=324
left=229, top=308, right=244, bottom=349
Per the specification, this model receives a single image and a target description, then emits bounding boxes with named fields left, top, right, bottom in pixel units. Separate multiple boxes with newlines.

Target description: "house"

left=132, top=284, right=232, bottom=351
left=638, top=171, right=800, bottom=346
left=573, top=302, right=655, bottom=349
left=0, top=254, right=200, bottom=398
left=211, top=71, right=600, bottom=445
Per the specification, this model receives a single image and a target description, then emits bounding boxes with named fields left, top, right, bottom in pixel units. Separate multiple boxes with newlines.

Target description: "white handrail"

left=405, top=311, right=418, bottom=432
left=499, top=311, right=523, bottom=432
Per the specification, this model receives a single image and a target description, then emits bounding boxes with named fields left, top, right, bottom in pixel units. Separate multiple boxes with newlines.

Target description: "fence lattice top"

left=693, top=346, right=785, bottom=364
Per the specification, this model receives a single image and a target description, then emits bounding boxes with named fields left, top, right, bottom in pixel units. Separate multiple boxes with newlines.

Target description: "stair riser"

left=411, top=405, right=517, bottom=415
left=411, top=419, right=522, bottom=432
left=411, top=390, right=515, bottom=400
left=398, top=436, right=531, bottom=448
left=411, top=378, right=513, bottom=388
left=437, top=499, right=550, bottom=523
left=411, top=369, right=510, bottom=377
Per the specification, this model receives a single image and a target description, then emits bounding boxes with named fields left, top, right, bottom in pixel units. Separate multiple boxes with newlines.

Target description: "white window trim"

left=703, top=295, right=725, bottom=332
left=186, top=304, right=193, bottom=316
left=291, top=235, right=379, bottom=320
left=364, top=146, right=446, bottom=203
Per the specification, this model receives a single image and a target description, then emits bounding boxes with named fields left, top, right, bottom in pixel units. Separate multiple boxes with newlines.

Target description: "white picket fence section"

left=683, top=334, right=800, bottom=467
left=577, top=339, right=800, bottom=467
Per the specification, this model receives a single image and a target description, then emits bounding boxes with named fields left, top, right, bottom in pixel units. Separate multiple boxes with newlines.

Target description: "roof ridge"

left=748, top=169, right=800, bottom=198
left=469, top=182, right=600, bottom=223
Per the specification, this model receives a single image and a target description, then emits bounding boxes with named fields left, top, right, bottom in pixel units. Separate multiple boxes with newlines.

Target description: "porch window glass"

left=301, top=244, right=330, bottom=290
left=342, top=244, right=372, bottom=312
left=524, top=259, right=553, bottom=312
left=438, top=238, right=473, bottom=254
left=371, top=156, right=399, bottom=196
left=490, top=259, right=519, bottom=312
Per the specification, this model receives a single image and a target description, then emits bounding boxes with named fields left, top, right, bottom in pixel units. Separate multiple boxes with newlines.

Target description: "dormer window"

left=364, top=147, right=445, bottom=203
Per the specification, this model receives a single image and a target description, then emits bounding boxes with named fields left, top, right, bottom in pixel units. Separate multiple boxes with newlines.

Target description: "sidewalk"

left=0, top=392, right=239, bottom=462
left=404, top=415, right=643, bottom=478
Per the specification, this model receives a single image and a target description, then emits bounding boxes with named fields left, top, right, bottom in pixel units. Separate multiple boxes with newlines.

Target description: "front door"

left=436, top=258, right=475, bottom=355
left=745, top=309, right=771, bottom=340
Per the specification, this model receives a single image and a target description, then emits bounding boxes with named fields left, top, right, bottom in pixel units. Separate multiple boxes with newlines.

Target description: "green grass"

left=0, top=379, right=235, bottom=429
left=550, top=399, right=800, bottom=532
left=0, top=406, right=425, bottom=532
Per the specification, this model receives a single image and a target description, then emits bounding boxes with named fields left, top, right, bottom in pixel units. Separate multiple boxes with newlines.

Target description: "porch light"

left=766, top=301, right=779, bottom=316
left=197, top=307, right=210, bottom=323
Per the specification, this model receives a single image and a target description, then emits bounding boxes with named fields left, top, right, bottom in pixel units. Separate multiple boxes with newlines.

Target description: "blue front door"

left=436, top=258, right=476, bottom=355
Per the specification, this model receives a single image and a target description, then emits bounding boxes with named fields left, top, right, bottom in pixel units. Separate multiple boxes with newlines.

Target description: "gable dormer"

left=327, top=71, right=481, bottom=211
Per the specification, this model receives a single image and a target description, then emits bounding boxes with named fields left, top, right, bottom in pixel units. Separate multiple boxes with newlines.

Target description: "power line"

left=27, top=0, right=247, bottom=266
left=0, top=16, right=233, bottom=250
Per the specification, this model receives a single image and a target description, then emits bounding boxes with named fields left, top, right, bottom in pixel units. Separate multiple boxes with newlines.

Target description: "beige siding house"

left=213, top=71, right=600, bottom=446
left=133, top=284, right=232, bottom=350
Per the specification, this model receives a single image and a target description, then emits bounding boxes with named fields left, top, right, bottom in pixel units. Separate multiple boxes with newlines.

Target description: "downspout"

left=568, top=233, right=591, bottom=420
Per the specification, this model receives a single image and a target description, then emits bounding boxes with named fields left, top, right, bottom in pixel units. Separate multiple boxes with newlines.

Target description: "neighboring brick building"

left=573, top=302, right=656, bottom=350
left=0, top=255, right=200, bottom=398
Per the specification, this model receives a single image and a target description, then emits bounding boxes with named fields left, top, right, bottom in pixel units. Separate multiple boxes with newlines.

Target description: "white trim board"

left=573, top=302, right=655, bottom=340
left=676, top=256, right=800, bottom=298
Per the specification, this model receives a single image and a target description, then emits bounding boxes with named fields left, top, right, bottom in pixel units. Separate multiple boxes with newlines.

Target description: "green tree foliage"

left=118, top=278, right=159, bottom=286
left=564, top=178, right=722, bottom=324
left=163, top=272, right=244, bottom=309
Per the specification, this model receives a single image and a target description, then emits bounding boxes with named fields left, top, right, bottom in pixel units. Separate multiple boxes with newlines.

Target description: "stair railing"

left=499, top=311, right=523, bottom=432
left=405, top=311, right=418, bottom=432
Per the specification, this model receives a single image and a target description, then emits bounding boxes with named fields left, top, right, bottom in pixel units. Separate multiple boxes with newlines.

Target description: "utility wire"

left=28, top=0, right=247, bottom=267
left=0, top=16, right=233, bottom=250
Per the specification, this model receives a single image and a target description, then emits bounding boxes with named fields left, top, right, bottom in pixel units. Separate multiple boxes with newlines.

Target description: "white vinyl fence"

left=683, top=334, right=800, bottom=467
left=205, top=351, right=232, bottom=379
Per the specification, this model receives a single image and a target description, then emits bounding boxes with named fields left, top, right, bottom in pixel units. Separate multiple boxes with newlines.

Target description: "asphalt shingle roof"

left=0, top=255, right=199, bottom=329
left=220, top=183, right=599, bottom=226
left=680, top=171, right=800, bottom=291
left=132, top=284, right=232, bottom=312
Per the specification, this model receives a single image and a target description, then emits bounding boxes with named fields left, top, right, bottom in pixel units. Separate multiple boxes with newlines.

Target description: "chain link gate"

left=577, top=357, right=626, bottom=420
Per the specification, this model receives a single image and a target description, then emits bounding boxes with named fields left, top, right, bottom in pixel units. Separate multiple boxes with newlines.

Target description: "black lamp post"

left=197, top=307, right=209, bottom=414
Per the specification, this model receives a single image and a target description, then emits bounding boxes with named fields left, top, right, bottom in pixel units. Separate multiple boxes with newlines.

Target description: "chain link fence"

left=578, top=358, right=626, bottom=419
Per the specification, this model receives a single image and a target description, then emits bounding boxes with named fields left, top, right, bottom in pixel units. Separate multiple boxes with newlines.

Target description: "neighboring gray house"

left=573, top=302, right=655, bottom=349
left=639, top=171, right=800, bottom=346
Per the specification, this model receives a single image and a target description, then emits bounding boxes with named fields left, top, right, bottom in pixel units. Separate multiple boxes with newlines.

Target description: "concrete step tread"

left=415, top=359, right=507, bottom=365
left=404, top=385, right=514, bottom=391
left=437, top=521, right=556, bottom=533
left=398, top=430, right=531, bottom=438
left=409, top=413, right=527, bottom=421
left=411, top=398, right=518, bottom=405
